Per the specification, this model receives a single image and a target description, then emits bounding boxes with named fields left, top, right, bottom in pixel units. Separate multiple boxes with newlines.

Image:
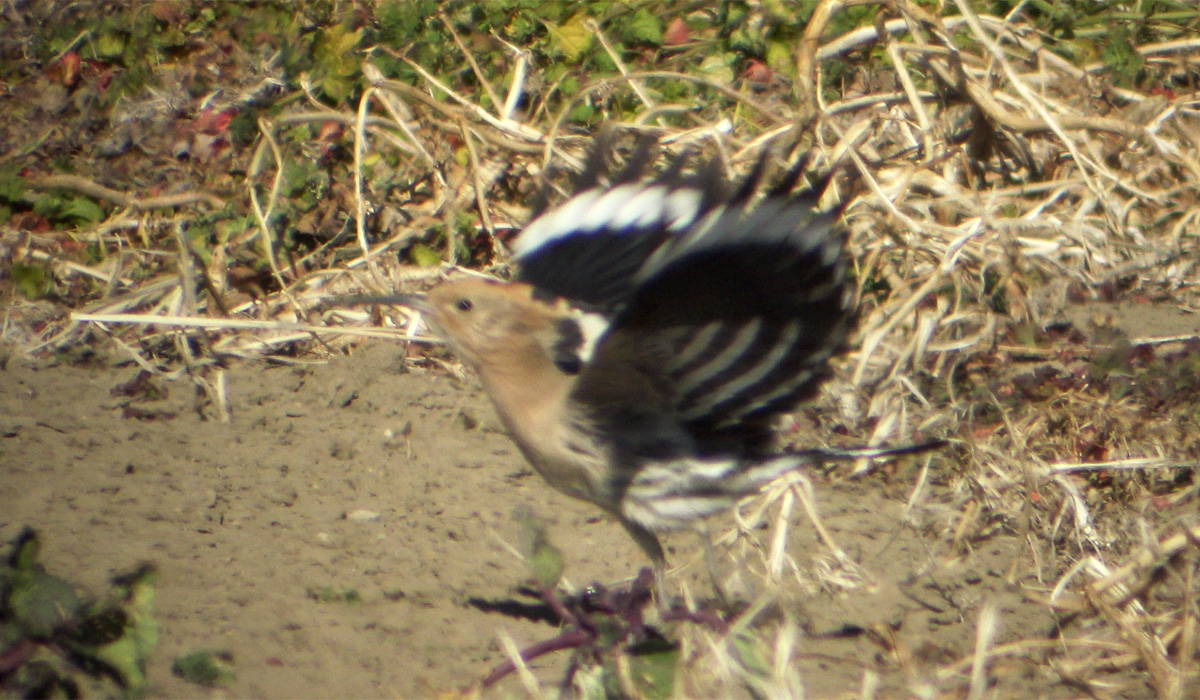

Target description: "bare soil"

left=5, top=1, right=1200, bottom=695
left=6, top=327, right=1178, bottom=699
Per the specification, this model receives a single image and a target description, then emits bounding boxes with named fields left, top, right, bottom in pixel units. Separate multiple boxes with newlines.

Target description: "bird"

left=352, top=135, right=939, bottom=569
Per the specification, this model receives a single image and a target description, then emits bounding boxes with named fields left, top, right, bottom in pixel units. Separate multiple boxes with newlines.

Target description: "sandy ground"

left=0, top=332, right=1171, bottom=698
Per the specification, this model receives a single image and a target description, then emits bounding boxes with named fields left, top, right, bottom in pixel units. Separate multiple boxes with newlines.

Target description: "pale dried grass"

left=5, top=0, right=1199, bottom=697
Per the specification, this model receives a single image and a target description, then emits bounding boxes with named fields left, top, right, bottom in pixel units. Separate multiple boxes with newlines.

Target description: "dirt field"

left=4, top=306, right=1191, bottom=698
left=4, top=3, right=1199, bottom=696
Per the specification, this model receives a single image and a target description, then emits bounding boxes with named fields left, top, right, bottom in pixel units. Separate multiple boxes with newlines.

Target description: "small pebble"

left=346, top=509, right=382, bottom=523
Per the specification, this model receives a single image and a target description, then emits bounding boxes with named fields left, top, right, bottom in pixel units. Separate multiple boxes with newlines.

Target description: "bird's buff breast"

left=519, top=440, right=605, bottom=505
left=469, top=352, right=620, bottom=512
left=486, top=396, right=612, bottom=509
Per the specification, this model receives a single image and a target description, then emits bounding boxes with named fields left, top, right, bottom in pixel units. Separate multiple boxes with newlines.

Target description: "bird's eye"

left=455, top=298, right=473, bottom=312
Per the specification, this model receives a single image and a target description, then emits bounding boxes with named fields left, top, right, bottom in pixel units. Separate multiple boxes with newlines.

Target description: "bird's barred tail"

left=621, top=440, right=944, bottom=532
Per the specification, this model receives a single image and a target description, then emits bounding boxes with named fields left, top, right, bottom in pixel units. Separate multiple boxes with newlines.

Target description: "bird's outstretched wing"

left=513, top=140, right=729, bottom=313
left=568, top=158, right=855, bottom=453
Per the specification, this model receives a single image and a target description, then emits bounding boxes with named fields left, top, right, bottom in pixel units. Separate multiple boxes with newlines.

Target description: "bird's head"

left=420, top=277, right=560, bottom=371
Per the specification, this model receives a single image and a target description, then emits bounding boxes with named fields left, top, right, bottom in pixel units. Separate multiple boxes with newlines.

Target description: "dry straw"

left=5, top=0, right=1199, bottom=696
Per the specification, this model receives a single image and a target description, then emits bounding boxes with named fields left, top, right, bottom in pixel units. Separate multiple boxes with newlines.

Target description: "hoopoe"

left=361, top=138, right=937, bottom=568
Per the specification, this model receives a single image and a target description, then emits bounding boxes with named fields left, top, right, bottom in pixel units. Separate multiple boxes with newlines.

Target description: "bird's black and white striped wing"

left=512, top=147, right=728, bottom=313
left=572, top=166, right=854, bottom=451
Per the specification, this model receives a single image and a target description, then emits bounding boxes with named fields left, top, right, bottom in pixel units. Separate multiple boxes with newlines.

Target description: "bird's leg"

left=536, top=583, right=584, bottom=630
left=696, top=521, right=731, bottom=607
left=479, top=569, right=663, bottom=690
left=619, top=518, right=672, bottom=607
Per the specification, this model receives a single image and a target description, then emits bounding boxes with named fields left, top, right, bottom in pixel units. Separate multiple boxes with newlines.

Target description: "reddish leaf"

left=741, top=59, right=773, bottom=85
left=95, top=68, right=114, bottom=92
left=317, top=121, right=344, bottom=161
left=972, top=425, right=998, bottom=440
left=318, top=121, right=342, bottom=142
left=663, top=18, right=690, bottom=46
left=13, top=213, right=51, bottom=232
left=192, top=107, right=235, bottom=135
left=57, top=51, right=82, bottom=86
left=150, top=1, right=182, bottom=23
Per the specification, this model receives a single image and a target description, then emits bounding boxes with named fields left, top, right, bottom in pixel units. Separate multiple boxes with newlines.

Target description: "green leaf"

left=328, top=24, right=364, bottom=58
left=11, top=660, right=80, bottom=698
left=1109, top=375, right=1133, bottom=401
left=544, top=14, right=593, bottom=62
left=88, top=631, right=147, bottom=687
left=313, top=24, right=365, bottom=103
left=627, top=9, right=663, bottom=45
left=8, top=527, right=40, bottom=570
left=62, top=565, right=158, bottom=690
left=514, top=506, right=563, bottom=589
left=72, top=608, right=128, bottom=646
left=32, top=193, right=65, bottom=219
left=10, top=262, right=53, bottom=301
left=1, top=530, right=160, bottom=695
left=528, top=539, right=564, bottom=589
left=173, top=650, right=236, bottom=687
left=567, top=102, right=596, bottom=124
left=282, top=159, right=323, bottom=199
left=31, top=191, right=105, bottom=225
left=766, top=38, right=795, bottom=78
left=509, top=12, right=539, bottom=41
left=552, top=68, right=573, bottom=91
left=625, top=637, right=679, bottom=699
left=228, top=110, right=258, bottom=147
left=697, top=53, right=736, bottom=84
left=407, top=242, right=442, bottom=267
left=112, top=565, right=159, bottom=665
left=62, top=196, right=104, bottom=223
left=0, top=163, right=26, bottom=202
left=96, top=32, right=125, bottom=59
left=8, top=570, right=80, bottom=638
left=593, top=43, right=619, bottom=72
left=378, top=0, right=437, bottom=46
left=1100, top=26, right=1143, bottom=85
left=185, top=7, right=217, bottom=34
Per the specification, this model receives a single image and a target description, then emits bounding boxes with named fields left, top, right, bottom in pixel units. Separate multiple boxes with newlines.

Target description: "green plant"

left=0, top=528, right=158, bottom=697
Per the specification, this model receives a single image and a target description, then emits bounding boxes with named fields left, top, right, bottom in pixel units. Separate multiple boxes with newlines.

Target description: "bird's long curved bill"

left=329, top=293, right=430, bottom=313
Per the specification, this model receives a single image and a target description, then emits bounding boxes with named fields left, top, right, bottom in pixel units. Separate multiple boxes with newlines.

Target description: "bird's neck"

left=476, top=343, right=575, bottom=439
left=476, top=349, right=609, bottom=505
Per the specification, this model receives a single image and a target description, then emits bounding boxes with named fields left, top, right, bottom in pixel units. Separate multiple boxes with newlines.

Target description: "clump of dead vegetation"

left=3, top=0, right=1200, bottom=697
